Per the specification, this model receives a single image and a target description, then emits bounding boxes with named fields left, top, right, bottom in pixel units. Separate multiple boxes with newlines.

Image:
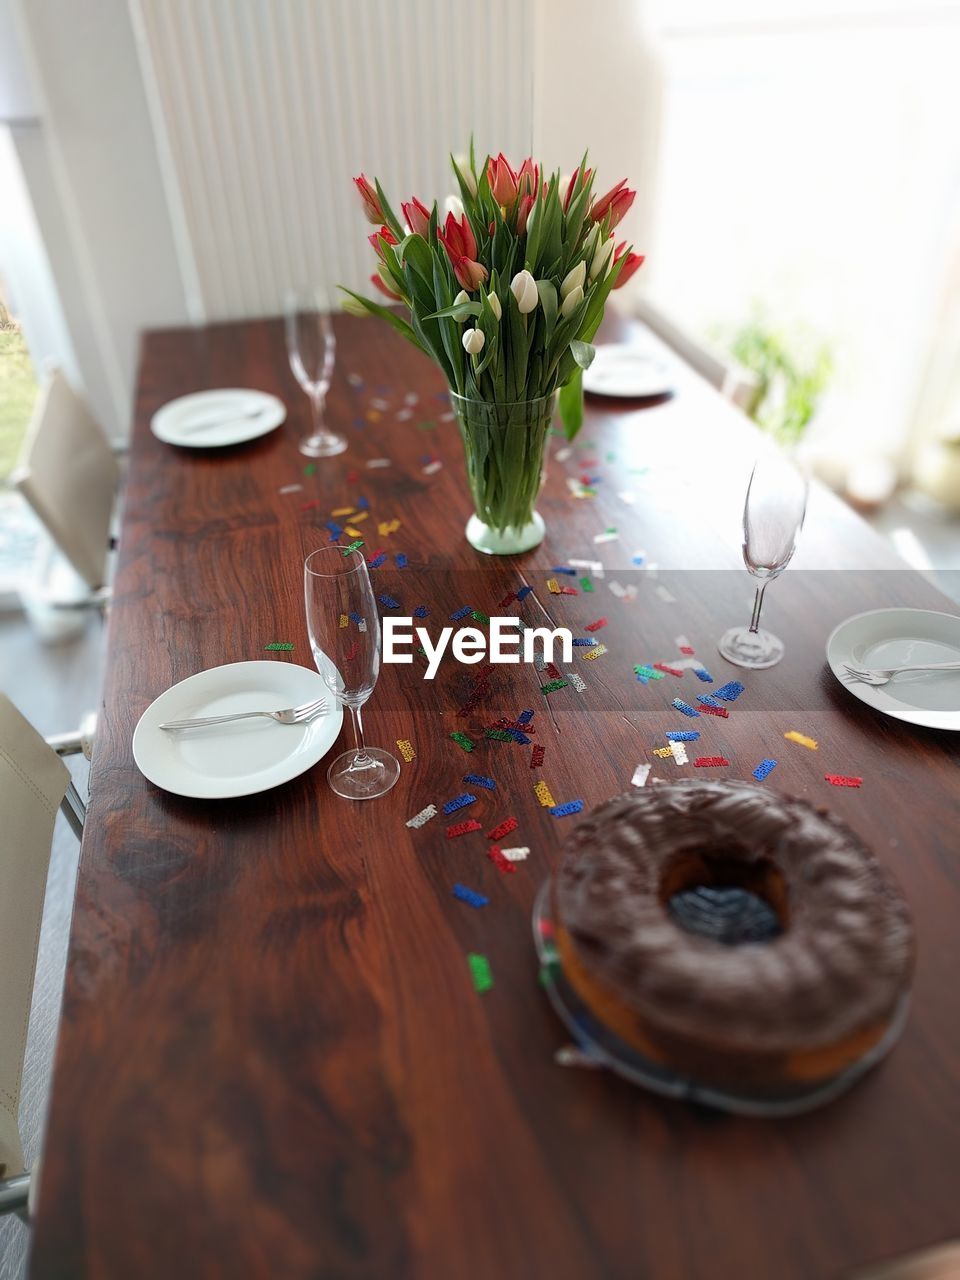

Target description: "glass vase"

left=449, top=391, right=556, bottom=555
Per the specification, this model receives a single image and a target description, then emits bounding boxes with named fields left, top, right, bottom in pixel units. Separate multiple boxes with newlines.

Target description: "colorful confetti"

left=396, top=739, right=416, bottom=762
left=547, top=578, right=562, bottom=594
left=697, top=703, right=729, bottom=718
left=413, top=604, right=430, bottom=618
left=568, top=672, right=587, bottom=692
left=450, top=606, right=472, bottom=621
left=585, top=618, right=608, bottom=632
left=443, top=793, right=477, bottom=815
left=534, top=781, right=556, bottom=807
left=675, top=635, right=694, bottom=654
left=666, top=730, right=700, bottom=742
left=825, top=774, right=862, bottom=788
left=541, top=678, right=569, bottom=694
left=694, top=756, right=729, bottom=768
left=422, top=460, right=443, bottom=475
left=714, top=681, right=745, bottom=702
left=468, top=953, right=493, bottom=994
left=653, top=746, right=674, bottom=758
left=366, top=458, right=391, bottom=468
left=516, top=585, right=534, bottom=601
left=379, top=594, right=400, bottom=609
left=487, top=816, right=519, bottom=841
left=486, top=846, right=516, bottom=874
left=453, top=884, right=488, bottom=908
left=446, top=820, right=482, bottom=838
left=753, top=759, right=778, bottom=781
left=670, top=740, right=689, bottom=765
left=450, top=732, right=475, bottom=752
left=406, top=804, right=437, bottom=829
left=653, top=663, right=684, bottom=677
left=342, top=540, right=364, bottom=556
left=631, top=763, right=651, bottom=787
left=785, top=731, right=818, bottom=750
left=581, top=644, right=607, bottom=660
left=550, top=800, right=584, bottom=818
left=693, top=667, right=714, bottom=682
left=672, top=699, right=700, bottom=718
left=263, top=642, right=294, bottom=651
left=278, top=484, right=304, bottom=495
left=530, top=743, right=545, bottom=768
left=463, top=773, right=496, bottom=791
left=500, top=846, right=530, bottom=862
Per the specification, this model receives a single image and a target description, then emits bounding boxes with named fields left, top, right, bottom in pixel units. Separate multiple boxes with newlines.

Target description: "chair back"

left=0, top=697, right=69, bottom=1178
left=11, top=369, right=120, bottom=589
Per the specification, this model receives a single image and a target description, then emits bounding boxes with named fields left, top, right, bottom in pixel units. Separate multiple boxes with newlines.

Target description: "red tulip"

left=516, top=194, right=534, bottom=236
left=437, top=211, right=488, bottom=291
left=563, top=165, right=593, bottom=212
left=612, top=242, right=645, bottom=289
left=368, top=224, right=398, bottom=261
left=590, top=179, right=635, bottom=230
left=370, top=272, right=402, bottom=302
left=487, top=152, right=519, bottom=206
left=401, top=197, right=431, bottom=238
left=354, top=173, right=384, bottom=224
left=517, top=157, right=540, bottom=199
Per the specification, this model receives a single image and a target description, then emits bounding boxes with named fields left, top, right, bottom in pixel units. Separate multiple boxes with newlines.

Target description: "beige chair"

left=11, top=368, right=121, bottom=592
left=0, top=696, right=86, bottom=1222
left=636, top=295, right=762, bottom=414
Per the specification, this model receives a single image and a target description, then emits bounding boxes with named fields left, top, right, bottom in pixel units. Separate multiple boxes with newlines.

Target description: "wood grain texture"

left=30, top=315, right=960, bottom=1280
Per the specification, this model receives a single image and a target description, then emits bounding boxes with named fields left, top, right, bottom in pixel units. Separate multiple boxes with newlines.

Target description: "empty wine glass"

left=284, top=288, right=347, bottom=458
left=718, top=452, right=809, bottom=669
left=304, top=545, right=400, bottom=799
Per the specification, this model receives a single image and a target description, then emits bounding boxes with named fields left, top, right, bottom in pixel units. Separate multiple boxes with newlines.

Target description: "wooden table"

left=31, top=316, right=960, bottom=1280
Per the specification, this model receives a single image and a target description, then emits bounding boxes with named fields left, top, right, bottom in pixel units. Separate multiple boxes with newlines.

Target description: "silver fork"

left=842, top=661, right=960, bottom=686
left=159, top=697, right=328, bottom=731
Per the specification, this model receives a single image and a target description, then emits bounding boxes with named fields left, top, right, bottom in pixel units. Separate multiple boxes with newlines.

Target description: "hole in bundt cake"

left=660, top=851, right=787, bottom=945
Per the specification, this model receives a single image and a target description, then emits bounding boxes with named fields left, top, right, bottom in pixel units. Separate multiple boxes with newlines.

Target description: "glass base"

left=327, top=746, right=399, bottom=800
left=718, top=626, right=785, bottom=669
left=300, top=433, right=347, bottom=458
left=465, top=511, right=545, bottom=556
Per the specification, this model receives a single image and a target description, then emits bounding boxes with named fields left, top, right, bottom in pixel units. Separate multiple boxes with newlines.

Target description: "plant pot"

left=449, top=391, right=556, bottom=555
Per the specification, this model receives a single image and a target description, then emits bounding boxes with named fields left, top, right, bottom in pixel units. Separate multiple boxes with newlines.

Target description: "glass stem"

left=749, top=582, right=768, bottom=634
left=349, top=703, right=371, bottom=764
left=310, top=389, right=327, bottom=440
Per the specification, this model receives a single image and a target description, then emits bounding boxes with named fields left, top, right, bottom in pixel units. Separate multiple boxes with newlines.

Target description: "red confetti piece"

left=653, top=663, right=684, bottom=678
left=559, top=586, right=579, bottom=595
left=825, top=774, right=862, bottom=788
left=697, top=704, right=729, bottom=718
left=346, top=470, right=360, bottom=482
left=585, top=618, right=608, bottom=632
left=545, top=662, right=562, bottom=680
left=694, top=756, right=729, bottom=767
left=344, top=641, right=359, bottom=661
left=530, top=743, right=545, bottom=768
left=679, top=646, right=695, bottom=655
left=300, top=499, right=321, bottom=511
left=498, top=592, right=517, bottom=607
left=487, top=816, right=518, bottom=841
left=486, top=846, right=516, bottom=874
left=446, top=820, right=483, bottom=838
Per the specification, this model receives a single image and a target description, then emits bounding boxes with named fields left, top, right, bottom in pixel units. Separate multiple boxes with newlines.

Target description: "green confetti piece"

left=634, top=664, right=665, bottom=681
left=416, top=419, right=437, bottom=429
left=605, top=452, right=617, bottom=463
left=541, top=678, right=569, bottom=694
left=605, top=526, right=617, bottom=535
left=450, top=732, right=474, bottom=752
left=304, top=463, right=316, bottom=476
left=580, top=577, right=593, bottom=593
left=485, top=729, right=512, bottom=741
left=264, top=642, right=294, bottom=651
left=471, top=610, right=490, bottom=625
left=468, top=953, right=493, bottom=994
left=342, top=539, right=364, bottom=556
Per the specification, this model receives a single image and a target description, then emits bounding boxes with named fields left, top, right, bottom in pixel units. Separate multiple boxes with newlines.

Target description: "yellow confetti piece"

left=339, top=614, right=349, bottom=628
left=378, top=519, right=401, bottom=537
left=546, top=578, right=561, bottom=594
left=653, top=746, right=673, bottom=758
left=784, top=731, right=818, bottom=750
left=344, top=526, right=363, bottom=538
left=366, top=410, right=381, bottom=422
left=350, top=510, right=369, bottom=523
left=582, top=644, right=608, bottom=660
left=332, top=507, right=356, bottom=517
left=534, top=781, right=556, bottom=808
left=396, top=739, right=416, bottom=763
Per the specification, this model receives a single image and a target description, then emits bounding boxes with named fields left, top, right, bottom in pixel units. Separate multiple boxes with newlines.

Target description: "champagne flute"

left=304, top=545, right=400, bottom=799
left=718, top=452, right=809, bottom=669
left=284, top=288, right=347, bottom=458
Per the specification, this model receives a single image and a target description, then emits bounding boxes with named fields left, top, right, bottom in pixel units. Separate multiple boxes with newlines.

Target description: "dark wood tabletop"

left=30, top=314, right=960, bottom=1280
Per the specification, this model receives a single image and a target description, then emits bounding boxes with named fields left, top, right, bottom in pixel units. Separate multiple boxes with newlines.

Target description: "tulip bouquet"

left=343, top=144, right=642, bottom=553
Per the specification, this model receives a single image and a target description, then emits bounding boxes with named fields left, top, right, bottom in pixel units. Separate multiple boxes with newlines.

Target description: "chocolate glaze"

left=555, top=780, right=914, bottom=1054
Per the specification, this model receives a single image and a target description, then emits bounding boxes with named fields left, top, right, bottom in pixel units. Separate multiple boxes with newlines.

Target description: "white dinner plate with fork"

left=151, top=389, right=286, bottom=448
left=827, top=608, right=960, bottom=730
left=133, top=661, right=343, bottom=797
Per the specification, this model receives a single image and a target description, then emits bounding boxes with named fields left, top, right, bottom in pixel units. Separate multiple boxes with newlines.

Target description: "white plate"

left=133, top=660, right=343, bottom=798
left=826, top=607, right=960, bottom=731
left=151, top=389, right=286, bottom=448
left=582, top=344, right=674, bottom=399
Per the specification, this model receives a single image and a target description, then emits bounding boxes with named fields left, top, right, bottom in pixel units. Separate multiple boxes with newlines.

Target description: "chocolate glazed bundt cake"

left=553, top=780, right=915, bottom=1092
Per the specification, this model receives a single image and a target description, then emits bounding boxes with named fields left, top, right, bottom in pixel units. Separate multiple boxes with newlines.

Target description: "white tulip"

left=444, top=194, right=465, bottom=221
left=487, top=291, right=502, bottom=321
left=511, top=269, right=539, bottom=315
left=560, top=261, right=586, bottom=301
left=454, top=290, right=470, bottom=307
left=462, top=327, right=485, bottom=355
left=453, top=153, right=478, bottom=197
left=589, top=235, right=616, bottom=282
left=560, top=284, right=584, bottom=318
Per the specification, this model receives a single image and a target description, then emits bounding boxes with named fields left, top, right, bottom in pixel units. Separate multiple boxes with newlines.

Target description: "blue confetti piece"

left=572, top=638, right=598, bottom=647
left=356, top=495, right=369, bottom=510
left=349, top=611, right=363, bottom=624
left=413, top=604, right=429, bottom=618
left=693, top=667, right=714, bottom=682
left=507, top=728, right=531, bottom=745
left=551, top=566, right=577, bottom=575
left=753, top=758, right=778, bottom=781
left=672, top=699, right=700, bottom=718
left=396, top=553, right=408, bottom=569
left=379, top=594, right=400, bottom=609
left=666, top=730, right=700, bottom=742
left=464, top=773, right=496, bottom=790
left=453, top=883, right=489, bottom=909
left=450, top=606, right=471, bottom=621
left=697, top=694, right=721, bottom=707
left=714, top=681, right=745, bottom=702
left=368, top=553, right=387, bottom=569
left=636, top=673, right=649, bottom=684
left=632, top=554, right=645, bottom=566
left=325, top=521, right=344, bottom=538
left=442, top=793, right=477, bottom=815
left=516, top=709, right=534, bottom=725
left=353, top=417, right=366, bottom=428
left=549, top=800, right=585, bottom=818
left=516, top=585, right=534, bottom=601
